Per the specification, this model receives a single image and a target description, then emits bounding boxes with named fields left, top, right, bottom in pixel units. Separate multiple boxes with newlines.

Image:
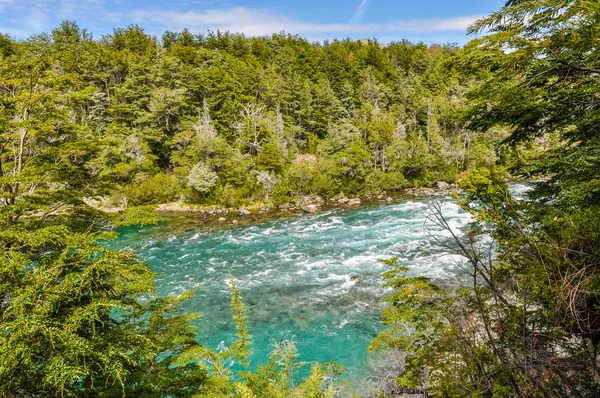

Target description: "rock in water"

left=302, top=205, right=319, bottom=214
left=348, top=198, right=361, bottom=206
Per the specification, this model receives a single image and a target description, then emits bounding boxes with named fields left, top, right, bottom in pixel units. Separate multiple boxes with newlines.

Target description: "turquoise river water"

left=114, top=183, right=532, bottom=384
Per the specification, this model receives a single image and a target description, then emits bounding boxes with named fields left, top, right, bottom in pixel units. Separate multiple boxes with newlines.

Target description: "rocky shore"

left=85, top=181, right=461, bottom=225
left=403, top=181, right=460, bottom=197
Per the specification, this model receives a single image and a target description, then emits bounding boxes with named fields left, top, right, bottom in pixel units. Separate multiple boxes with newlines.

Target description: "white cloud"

left=131, top=6, right=482, bottom=38
left=2, top=9, right=49, bottom=37
left=0, top=0, right=116, bottom=37
left=0, top=1, right=481, bottom=42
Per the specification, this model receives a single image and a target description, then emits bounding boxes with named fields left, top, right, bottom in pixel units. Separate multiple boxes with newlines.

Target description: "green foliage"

left=0, top=227, right=208, bottom=397
left=191, top=275, right=345, bottom=398
left=374, top=18, right=600, bottom=387
left=464, top=2, right=600, bottom=367
left=373, top=170, right=600, bottom=396
left=240, top=338, right=340, bottom=398
left=0, top=23, right=505, bottom=213
left=229, top=274, right=252, bottom=371
left=370, top=258, right=448, bottom=390
left=375, top=51, right=600, bottom=393
left=466, top=0, right=599, bottom=209
left=124, top=173, right=181, bottom=206
left=187, top=162, right=219, bottom=194
left=108, top=205, right=162, bottom=227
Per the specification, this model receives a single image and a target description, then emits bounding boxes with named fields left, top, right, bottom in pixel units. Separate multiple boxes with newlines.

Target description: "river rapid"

left=114, top=183, right=532, bottom=383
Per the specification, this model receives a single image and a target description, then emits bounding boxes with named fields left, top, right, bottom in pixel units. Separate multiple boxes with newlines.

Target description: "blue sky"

left=0, top=0, right=506, bottom=44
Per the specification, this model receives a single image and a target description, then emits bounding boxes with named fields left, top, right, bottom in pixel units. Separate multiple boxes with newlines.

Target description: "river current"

left=114, top=183, right=532, bottom=382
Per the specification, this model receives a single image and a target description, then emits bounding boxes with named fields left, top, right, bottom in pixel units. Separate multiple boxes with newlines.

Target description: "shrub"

left=187, top=162, right=218, bottom=194
left=366, top=170, right=409, bottom=192
left=124, top=173, right=181, bottom=205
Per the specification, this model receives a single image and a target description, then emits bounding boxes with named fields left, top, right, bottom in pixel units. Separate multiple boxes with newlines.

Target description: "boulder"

left=338, top=198, right=349, bottom=204
left=218, top=217, right=227, bottom=222
left=239, top=209, right=251, bottom=216
left=348, top=198, right=361, bottom=206
left=232, top=219, right=239, bottom=224
left=302, top=205, right=319, bottom=214
left=406, top=187, right=435, bottom=197
left=386, top=197, right=393, bottom=203
left=436, top=181, right=450, bottom=190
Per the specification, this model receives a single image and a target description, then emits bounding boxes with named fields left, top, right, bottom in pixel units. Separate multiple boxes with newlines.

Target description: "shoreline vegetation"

left=3, top=0, right=600, bottom=396
left=85, top=180, right=460, bottom=217
left=89, top=178, right=535, bottom=227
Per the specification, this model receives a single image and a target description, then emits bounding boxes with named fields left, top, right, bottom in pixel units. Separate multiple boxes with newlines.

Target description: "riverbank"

left=162, top=181, right=461, bottom=224
left=87, top=181, right=462, bottom=226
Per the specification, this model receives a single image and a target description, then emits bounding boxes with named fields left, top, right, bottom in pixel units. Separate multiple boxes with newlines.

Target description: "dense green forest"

left=0, top=16, right=530, bottom=215
left=1, top=0, right=600, bottom=396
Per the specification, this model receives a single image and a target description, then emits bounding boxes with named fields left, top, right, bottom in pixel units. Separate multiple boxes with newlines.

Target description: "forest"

left=0, top=15, right=529, bottom=214
left=1, top=0, right=600, bottom=396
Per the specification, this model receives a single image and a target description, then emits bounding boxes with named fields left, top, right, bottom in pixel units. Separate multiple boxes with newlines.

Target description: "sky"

left=0, top=0, right=506, bottom=44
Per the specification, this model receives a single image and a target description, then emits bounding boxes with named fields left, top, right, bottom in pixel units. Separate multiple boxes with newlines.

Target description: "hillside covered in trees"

left=0, top=22, right=529, bottom=214
left=2, top=0, right=600, bottom=396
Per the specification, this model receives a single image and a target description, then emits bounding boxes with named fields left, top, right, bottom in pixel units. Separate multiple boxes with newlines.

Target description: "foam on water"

left=113, top=184, right=529, bottom=382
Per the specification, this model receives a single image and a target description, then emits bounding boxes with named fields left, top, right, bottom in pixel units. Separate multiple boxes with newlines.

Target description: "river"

left=114, top=183, right=532, bottom=384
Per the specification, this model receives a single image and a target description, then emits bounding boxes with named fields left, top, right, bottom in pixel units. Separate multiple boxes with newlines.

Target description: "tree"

left=0, top=39, right=100, bottom=223
left=187, top=162, right=218, bottom=194
left=467, top=0, right=600, bottom=209
left=233, top=103, right=268, bottom=156
left=465, top=0, right=600, bottom=374
left=257, top=170, right=276, bottom=199
left=0, top=227, right=211, bottom=397
left=370, top=2, right=600, bottom=391
left=372, top=171, right=600, bottom=396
